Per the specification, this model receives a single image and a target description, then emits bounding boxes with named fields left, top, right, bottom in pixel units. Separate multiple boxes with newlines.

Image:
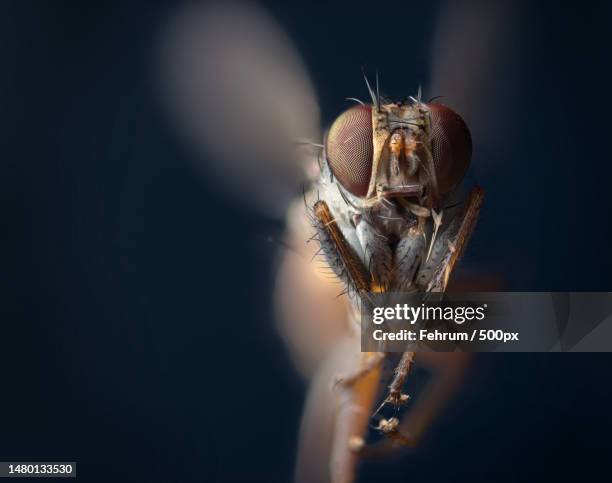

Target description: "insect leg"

left=294, top=338, right=383, bottom=483
left=419, top=186, right=485, bottom=292
left=373, top=351, right=415, bottom=415
left=312, top=200, right=371, bottom=304
left=366, top=353, right=472, bottom=453
left=330, top=350, right=383, bottom=483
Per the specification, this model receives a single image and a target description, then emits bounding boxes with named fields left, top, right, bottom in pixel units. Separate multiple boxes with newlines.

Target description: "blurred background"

left=2, top=1, right=612, bottom=482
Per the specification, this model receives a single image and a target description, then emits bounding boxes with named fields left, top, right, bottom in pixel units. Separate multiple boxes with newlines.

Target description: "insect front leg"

left=418, top=186, right=485, bottom=292
left=373, top=351, right=415, bottom=416
left=367, top=352, right=472, bottom=454
left=312, top=200, right=370, bottom=304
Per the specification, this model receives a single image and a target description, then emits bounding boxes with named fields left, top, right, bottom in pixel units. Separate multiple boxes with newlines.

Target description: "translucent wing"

left=159, top=2, right=320, bottom=218
left=428, top=0, right=523, bottom=177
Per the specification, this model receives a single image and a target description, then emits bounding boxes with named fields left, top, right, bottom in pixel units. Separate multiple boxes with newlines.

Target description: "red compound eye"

left=325, top=105, right=373, bottom=197
left=425, top=103, right=472, bottom=197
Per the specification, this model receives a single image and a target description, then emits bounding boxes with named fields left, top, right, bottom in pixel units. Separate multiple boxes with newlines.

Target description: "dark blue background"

left=2, top=1, right=612, bottom=482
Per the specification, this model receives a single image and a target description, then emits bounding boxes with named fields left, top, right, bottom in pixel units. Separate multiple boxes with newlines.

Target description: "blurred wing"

left=159, top=2, right=320, bottom=218
left=428, top=0, right=524, bottom=176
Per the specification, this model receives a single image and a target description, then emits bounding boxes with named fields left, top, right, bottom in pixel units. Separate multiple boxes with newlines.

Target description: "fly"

left=160, top=3, right=500, bottom=482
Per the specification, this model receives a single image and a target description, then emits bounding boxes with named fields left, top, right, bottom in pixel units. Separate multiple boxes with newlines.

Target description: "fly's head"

left=315, top=94, right=473, bottom=297
left=324, top=99, right=471, bottom=222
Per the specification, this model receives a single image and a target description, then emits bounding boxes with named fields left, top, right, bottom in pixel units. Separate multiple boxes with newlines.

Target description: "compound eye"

left=325, top=105, right=373, bottom=197
left=426, top=103, right=472, bottom=197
